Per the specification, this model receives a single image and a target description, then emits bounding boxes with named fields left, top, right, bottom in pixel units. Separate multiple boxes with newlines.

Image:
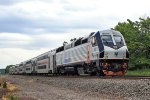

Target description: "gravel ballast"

left=5, top=75, right=150, bottom=100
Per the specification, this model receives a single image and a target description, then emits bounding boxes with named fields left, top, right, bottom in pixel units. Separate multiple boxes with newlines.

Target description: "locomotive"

left=9, top=30, right=129, bottom=76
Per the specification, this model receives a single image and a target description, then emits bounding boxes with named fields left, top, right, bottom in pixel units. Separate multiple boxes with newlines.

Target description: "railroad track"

left=119, top=75, right=150, bottom=79
left=17, top=74, right=150, bottom=80
left=94, top=75, right=150, bottom=79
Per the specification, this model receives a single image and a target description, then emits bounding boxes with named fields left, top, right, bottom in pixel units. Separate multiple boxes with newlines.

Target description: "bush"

left=128, top=64, right=150, bottom=71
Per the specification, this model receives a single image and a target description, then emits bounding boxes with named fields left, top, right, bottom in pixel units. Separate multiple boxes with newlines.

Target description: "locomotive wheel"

left=96, top=70, right=105, bottom=76
left=60, top=68, right=65, bottom=75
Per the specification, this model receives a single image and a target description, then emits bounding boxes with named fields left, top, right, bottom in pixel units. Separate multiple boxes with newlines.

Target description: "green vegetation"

left=2, top=94, right=18, bottom=100
left=126, top=69, right=150, bottom=76
left=3, top=81, right=7, bottom=88
left=9, top=95, right=18, bottom=100
left=114, top=17, right=150, bottom=71
left=5, top=65, right=14, bottom=74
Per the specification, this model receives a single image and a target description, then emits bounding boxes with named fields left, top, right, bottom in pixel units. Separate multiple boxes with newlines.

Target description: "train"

left=9, top=30, right=129, bottom=76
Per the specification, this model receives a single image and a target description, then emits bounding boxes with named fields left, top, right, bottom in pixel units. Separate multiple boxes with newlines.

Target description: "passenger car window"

left=91, top=36, right=97, bottom=46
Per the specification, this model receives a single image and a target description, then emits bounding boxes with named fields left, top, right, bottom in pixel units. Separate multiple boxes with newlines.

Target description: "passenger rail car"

left=18, top=63, right=24, bottom=74
left=9, top=30, right=129, bottom=76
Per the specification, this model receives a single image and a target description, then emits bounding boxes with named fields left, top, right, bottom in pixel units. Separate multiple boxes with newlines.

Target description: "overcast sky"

left=0, top=0, right=150, bottom=68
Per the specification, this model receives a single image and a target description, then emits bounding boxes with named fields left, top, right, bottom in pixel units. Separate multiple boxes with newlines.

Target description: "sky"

left=0, top=0, right=150, bottom=68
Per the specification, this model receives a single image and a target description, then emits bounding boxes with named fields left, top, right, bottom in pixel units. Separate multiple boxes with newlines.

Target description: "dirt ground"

left=2, top=75, right=150, bottom=100
left=2, top=75, right=120, bottom=100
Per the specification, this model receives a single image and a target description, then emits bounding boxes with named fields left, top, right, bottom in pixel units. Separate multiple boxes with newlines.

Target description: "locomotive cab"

left=91, top=30, right=129, bottom=76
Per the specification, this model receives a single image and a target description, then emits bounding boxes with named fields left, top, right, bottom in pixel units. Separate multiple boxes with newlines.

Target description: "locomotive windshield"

left=113, top=35, right=124, bottom=47
left=101, top=35, right=113, bottom=47
left=100, top=34, right=125, bottom=48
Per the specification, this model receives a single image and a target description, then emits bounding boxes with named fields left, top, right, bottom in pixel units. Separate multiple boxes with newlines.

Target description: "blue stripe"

left=95, top=31, right=104, bottom=52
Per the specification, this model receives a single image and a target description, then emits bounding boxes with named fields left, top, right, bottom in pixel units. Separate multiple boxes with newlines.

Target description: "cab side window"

left=91, top=36, right=97, bottom=46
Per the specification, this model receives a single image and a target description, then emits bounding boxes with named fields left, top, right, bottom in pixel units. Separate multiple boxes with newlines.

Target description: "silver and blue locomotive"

left=10, top=30, right=129, bottom=76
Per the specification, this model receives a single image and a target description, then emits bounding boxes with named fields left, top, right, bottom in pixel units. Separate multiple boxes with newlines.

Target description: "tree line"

left=114, top=17, right=150, bottom=70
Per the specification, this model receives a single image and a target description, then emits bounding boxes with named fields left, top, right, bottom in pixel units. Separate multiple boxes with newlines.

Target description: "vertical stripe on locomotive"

left=95, top=31, right=104, bottom=58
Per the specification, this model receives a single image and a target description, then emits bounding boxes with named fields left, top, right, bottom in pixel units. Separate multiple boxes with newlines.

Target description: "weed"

left=9, top=95, right=18, bottom=100
left=2, top=95, right=7, bottom=100
left=2, top=94, right=18, bottom=100
left=3, top=81, right=7, bottom=88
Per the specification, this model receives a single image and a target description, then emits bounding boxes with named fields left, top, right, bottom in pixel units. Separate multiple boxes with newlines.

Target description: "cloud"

left=0, top=0, right=53, bottom=6
left=0, top=7, right=98, bottom=33
left=0, top=33, right=33, bottom=49
left=0, top=48, right=49, bottom=68
left=0, top=0, right=123, bottom=34
left=0, top=32, right=92, bottom=50
left=0, top=0, right=22, bottom=5
left=0, top=10, right=104, bottom=34
left=61, top=0, right=97, bottom=12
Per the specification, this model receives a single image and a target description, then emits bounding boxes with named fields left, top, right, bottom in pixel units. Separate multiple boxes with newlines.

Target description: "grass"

left=126, top=69, right=150, bottom=76
left=9, top=95, right=18, bottom=100
left=2, top=94, right=18, bottom=100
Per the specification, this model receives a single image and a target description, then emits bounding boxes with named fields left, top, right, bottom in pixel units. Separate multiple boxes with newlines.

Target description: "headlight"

left=126, top=50, right=129, bottom=58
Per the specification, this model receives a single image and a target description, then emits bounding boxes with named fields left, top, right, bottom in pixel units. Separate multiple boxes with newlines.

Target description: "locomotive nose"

left=104, top=46, right=127, bottom=59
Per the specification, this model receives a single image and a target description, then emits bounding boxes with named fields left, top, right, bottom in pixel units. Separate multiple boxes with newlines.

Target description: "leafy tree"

left=115, top=17, right=150, bottom=70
